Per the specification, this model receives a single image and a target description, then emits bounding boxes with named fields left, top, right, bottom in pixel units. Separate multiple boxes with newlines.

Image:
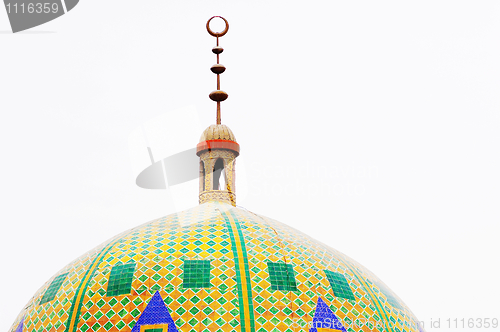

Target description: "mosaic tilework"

left=9, top=202, right=424, bottom=332
left=107, top=263, right=136, bottom=296
left=232, top=206, right=423, bottom=332
left=14, top=229, right=134, bottom=332
left=267, top=262, right=297, bottom=292
left=144, top=328, right=163, bottom=332
left=310, top=297, right=347, bottom=332
left=39, top=273, right=69, bottom=305
left=324, top=270, right=355, bottom=301
left=130, top=291, right=178, bottom=332
left=65, top=235, right=128, bottom=332
left=372, top=279, right=404, bottom=311
left=182, top=260, right=211, bottom=288
left=221, top=209, right=256, bottom=332
left=14, top=317, right=23, bottom=332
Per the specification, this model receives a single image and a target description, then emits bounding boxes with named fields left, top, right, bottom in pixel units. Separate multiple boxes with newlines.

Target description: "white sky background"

left=1, top=1, right=499, bottom=331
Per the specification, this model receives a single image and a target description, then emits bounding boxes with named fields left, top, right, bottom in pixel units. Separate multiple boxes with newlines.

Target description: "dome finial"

left=207, top=16, right=229, bottom=125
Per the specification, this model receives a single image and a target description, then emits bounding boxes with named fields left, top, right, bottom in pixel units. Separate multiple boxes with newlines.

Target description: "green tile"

left=324, top=270, right=356, bottom=301
left=39, top=273, right=68, bottom=305
left=106, top=263, right=136, bottom=297
left=144, top=329, right=163, bottom=332
left=182, top=260, right=212, bottom=288
left=267, top=262, right=297, bottom=292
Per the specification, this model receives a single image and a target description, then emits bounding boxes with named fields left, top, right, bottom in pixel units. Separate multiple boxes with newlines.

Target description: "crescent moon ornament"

left=206, top=16, right=229, bottom=37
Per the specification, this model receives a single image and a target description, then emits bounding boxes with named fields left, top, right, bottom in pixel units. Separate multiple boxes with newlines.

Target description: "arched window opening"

left=213, top=158, right=226, bottom=190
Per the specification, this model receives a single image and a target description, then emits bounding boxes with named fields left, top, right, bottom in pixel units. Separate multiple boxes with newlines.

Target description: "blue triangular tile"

left=310, top=297, right=347, bottom=332
left=131, top=291, right=178, bottom=332
left=14, top=318, right=24, bottom=332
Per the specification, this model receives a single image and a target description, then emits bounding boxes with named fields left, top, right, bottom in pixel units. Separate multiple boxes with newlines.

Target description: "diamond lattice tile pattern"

left=9, top=202, right=422, bottom=332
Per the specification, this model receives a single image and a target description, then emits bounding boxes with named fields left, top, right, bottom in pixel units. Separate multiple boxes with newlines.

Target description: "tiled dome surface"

left=9, top=202, right=422, bottom=332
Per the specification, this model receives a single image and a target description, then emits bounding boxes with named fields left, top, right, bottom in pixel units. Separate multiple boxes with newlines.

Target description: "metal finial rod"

left=207, top=16, right=229, bottom=125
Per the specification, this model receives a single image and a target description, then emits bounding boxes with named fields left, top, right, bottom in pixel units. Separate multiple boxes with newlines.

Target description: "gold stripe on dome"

left=220, top=209, right=255, bottom=332
left=65, top=239, right=121, bottom=332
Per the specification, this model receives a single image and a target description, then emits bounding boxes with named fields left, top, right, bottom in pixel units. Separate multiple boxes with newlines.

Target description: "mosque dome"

left=9, top=202, right=422, bottom=332
left=199, top=124, right=237, bottom=143
left=9, top=16, right=424, bottom=332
